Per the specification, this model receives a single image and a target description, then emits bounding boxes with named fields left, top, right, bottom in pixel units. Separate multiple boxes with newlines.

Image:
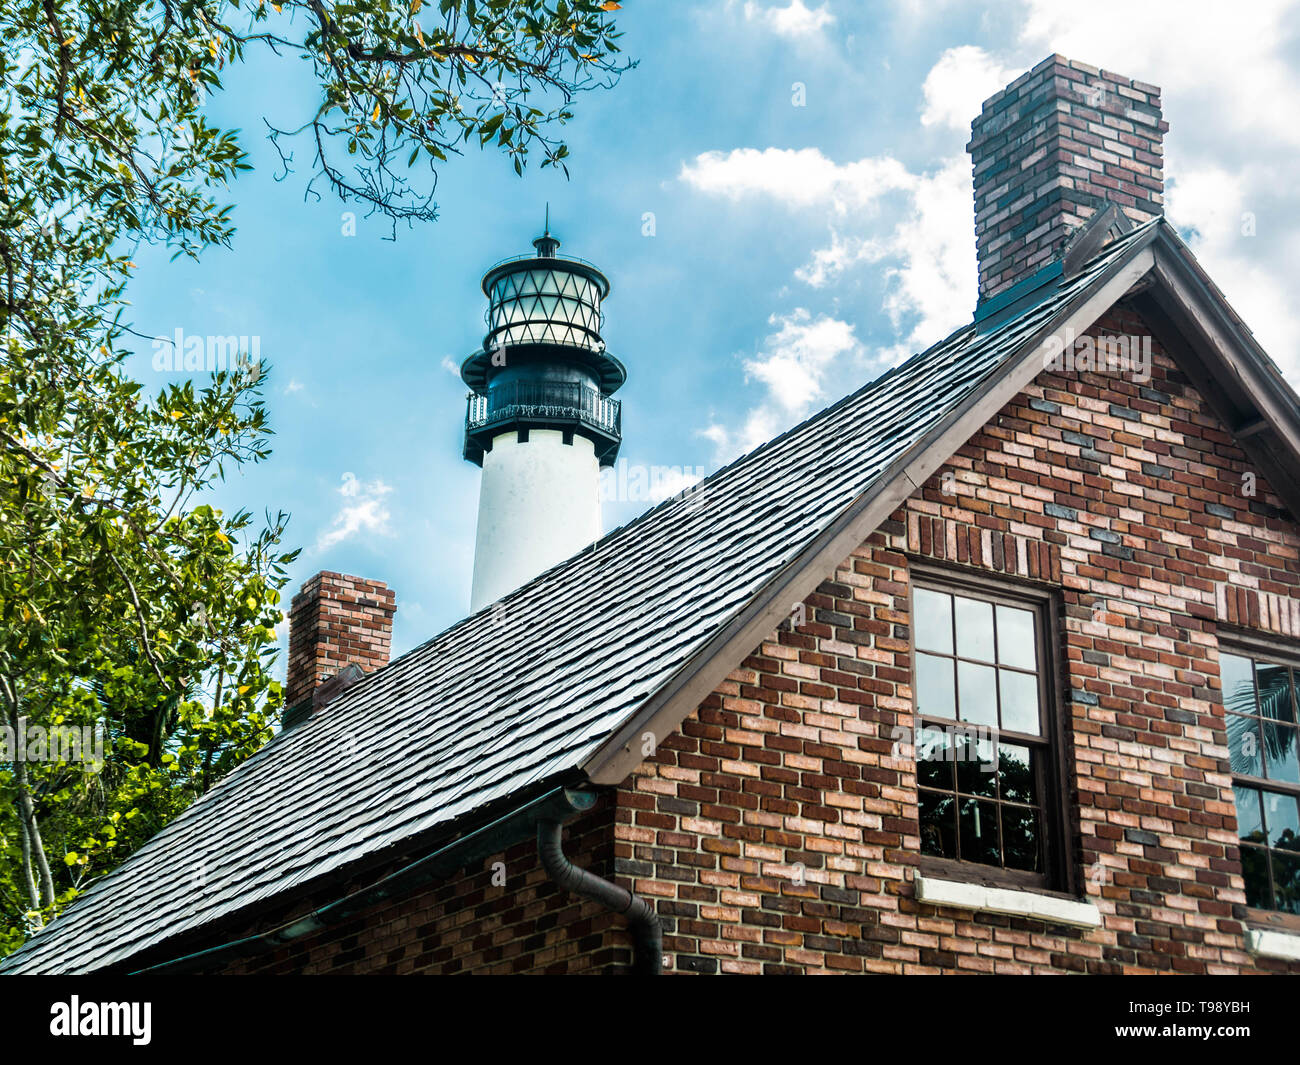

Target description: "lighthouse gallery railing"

left=465, top=380, right=621, bottom=438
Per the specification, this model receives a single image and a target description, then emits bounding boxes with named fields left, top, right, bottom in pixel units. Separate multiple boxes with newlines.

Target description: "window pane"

left=1001, top=806, right=1041, bottom=872
left=1240, top=846, right=1272, bottom=909
left=1234, top=785, right=1265, bottom=845
left=1220, top=652, right=1257, bottom=716
left=1255, top=662, right=1295, bottom=724
left=998, top=744, right=1037, bottom=805
left=999, top=669, right=1041, bottom=735
left=1263, top=722, right=1300, bottom=785
left=954, top=732, right=997, bottom=798
left=1272, top=851, right=1300, bottom=915
left=916, top=725, right=953, bottom=790
left=914, top=589, right=953, bottom=654
left=955, top=596, right=995, bottom=661
left=1264, top=791, right=1300, bottom=849
left=996, top=605, right=1036, bottom=670
left=915, top=653, right=956, bottom=720
left=959, top=797, right=1000, bottom=865
left=1227, top=713, right=1264, bottom=778
left=919, top=790, right=956, bottom=859
left=957, top=661, right=997, bottom=728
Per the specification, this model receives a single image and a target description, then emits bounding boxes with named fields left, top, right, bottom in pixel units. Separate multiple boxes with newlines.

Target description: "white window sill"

left=1245, top=927, right=1300, bottom=962
left=915, top=874, right=1102, bottom=929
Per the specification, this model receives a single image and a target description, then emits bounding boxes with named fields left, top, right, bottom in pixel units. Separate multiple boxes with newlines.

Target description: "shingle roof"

left=1, top=222, right=1160, bottom=975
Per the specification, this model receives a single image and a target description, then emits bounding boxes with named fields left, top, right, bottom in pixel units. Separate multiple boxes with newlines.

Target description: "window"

left=911, top=573, right=1066, bottom=889
left=1220, top=647, right=1300, bottom=914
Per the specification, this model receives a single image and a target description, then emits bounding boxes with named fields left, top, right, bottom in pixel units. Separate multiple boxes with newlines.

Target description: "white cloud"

left=703, top=308, right=866, bottom=460
left=1004, top=0, right=1300, bottom=375
left=683, top=146, right=975, bottom=349
left=921, top=46, right=1020, bottom=131
left=679, top=148, right=912, bottom=213
left=316, top=472, right=393, bottom=551
left=1018, top=0, right=1300, bottom=148
left=440, top=356, right=461, bottom=376
left=874, top=157, right=976, bottom=345
left=1165, top=164, right=1300, bottom=379
left=283, top=378, right=304, bottom=394
left=741, top=0, right=835, bottom=40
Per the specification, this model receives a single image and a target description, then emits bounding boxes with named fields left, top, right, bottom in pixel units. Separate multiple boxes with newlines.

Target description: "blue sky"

left=121, top=0, right=1300, bottom=663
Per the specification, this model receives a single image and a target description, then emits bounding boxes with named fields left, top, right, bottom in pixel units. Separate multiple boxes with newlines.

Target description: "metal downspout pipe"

left=536, top=819, right=662, bottom=975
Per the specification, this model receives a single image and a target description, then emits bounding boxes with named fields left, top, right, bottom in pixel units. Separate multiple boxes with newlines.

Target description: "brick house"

left=6, top=54, right=1300, bottom=976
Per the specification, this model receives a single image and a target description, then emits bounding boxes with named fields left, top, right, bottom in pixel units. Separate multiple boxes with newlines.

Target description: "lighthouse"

left=462, top=227, right=625, bottom=610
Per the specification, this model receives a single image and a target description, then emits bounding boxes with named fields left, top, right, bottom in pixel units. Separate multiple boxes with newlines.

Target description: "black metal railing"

left=465, top=379, right=621, bottom=438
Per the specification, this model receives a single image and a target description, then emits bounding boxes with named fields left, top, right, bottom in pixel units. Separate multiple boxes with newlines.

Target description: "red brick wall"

left=215, top=797, right=633, bottom=974
left=202, top=308, right=1300, bottom=975
left=286, top=572, right=396, bottom=708
left=969, top=56, right=1167, bottom=301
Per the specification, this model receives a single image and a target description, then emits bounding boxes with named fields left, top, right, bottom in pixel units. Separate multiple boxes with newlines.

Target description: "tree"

left=0, top=0, right=629, bottom=955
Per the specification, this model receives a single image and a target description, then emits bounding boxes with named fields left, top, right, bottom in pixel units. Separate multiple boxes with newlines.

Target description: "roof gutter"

left=537, top=819, right=662, bottom=975
left=129, top=785, right=597, bottom=975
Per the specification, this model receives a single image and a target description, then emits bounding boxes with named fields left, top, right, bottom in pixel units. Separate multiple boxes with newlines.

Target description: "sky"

left=121, top=0, right=1300, bottom=665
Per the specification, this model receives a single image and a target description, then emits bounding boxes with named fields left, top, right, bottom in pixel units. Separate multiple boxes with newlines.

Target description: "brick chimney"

left=968, top=55, right=1168, bottom=303
left=285, top=571, right=396, bottom=710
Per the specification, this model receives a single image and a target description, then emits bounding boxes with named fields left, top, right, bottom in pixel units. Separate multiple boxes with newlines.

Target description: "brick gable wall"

left=202, top=306, right=1300, bottom=975
left=619, top=305, right=1300, bottom=974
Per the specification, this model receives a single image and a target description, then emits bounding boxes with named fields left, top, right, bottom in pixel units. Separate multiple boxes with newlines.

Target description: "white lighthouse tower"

left=462, top=227, right=625, bottom=610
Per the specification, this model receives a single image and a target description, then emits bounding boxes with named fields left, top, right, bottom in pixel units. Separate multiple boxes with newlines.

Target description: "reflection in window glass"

left=913, top=582, right=1052, bottom=880
left=959, top=797, right=1000, bottom=866
left=914, top=589, right=953, bottom=655
left=919, top=791, right=956, bottom=860
left=996, top=606, right=1037, bottom=671
left=1224, top=650, right=1300, bottom=914
left=957, top=662, right=997, bottom=728
left=1220, top=653, right=1256, bottom=715
left=955, top=597, right=995, bottom=662
left=999, top=670, right=1040, bottom=736
left=915, top=653, right=956, bottom=720
left=1234, top=785, right=1265, bottom=845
